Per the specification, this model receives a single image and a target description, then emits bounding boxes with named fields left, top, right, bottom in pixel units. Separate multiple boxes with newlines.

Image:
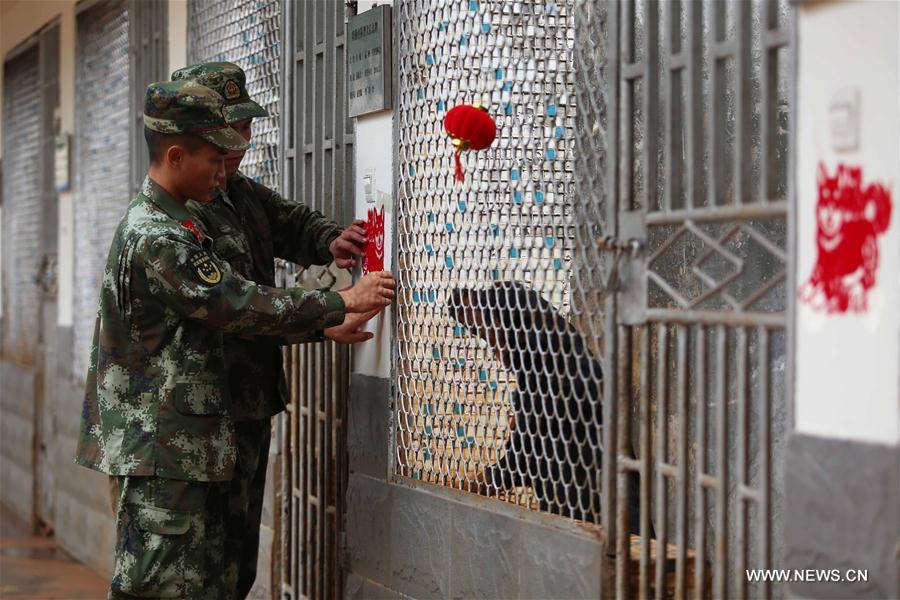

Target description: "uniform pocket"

left=174, top=378, right=227, bottom=416
left=111, top=503, right=197, bottom=599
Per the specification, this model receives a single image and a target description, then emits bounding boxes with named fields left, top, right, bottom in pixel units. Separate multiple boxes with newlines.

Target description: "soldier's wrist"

left=338, top=290, right=357, bottom=312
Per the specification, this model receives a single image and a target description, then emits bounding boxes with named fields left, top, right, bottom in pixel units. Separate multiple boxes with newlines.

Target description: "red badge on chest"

left=182, top=219, right=205, bottom=244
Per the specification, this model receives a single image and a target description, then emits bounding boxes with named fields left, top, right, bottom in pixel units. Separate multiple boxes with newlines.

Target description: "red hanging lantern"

left=443, top=103, right=497, bottom=182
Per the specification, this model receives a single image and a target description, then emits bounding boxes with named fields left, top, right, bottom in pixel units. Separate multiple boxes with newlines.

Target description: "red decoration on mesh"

left=443, top=104, right=497, bottom=182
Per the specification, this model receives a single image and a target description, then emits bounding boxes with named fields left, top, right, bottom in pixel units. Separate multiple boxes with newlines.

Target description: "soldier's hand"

left=324, top=308, right=383, bottom=344
left=338, top=271, right=395, bottom=312
left=330, top=220, right=368, bottom=269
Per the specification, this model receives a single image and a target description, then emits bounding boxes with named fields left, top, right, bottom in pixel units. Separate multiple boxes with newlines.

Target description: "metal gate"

left=277, top=2, right=355, bottom=598
left=578, top=1, right=795, bottom=597
left=73, top=0, right=131, bottom=380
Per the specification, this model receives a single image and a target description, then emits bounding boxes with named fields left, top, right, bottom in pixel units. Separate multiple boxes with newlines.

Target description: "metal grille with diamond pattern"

left=73, top=0, right=131, bottom=380
left=188, top=0, right=282, bottom=191
left=397, top=0, right=794, bottom=598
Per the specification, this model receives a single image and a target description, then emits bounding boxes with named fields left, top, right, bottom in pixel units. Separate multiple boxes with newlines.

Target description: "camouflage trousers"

left=226, top=418, right=272, bottom=599
left=107, top=475, right=230, bottom=599
left=107, top=419, right=272, bottom=599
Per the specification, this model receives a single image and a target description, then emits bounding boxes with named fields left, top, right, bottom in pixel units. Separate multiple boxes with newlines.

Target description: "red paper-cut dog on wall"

left=362, top=205, right=385, bottom=276
left=799, top=162, right=892, bottom=313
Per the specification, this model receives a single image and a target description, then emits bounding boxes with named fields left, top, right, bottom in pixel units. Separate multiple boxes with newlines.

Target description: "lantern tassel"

left=454, top=147, right=465, bottom=182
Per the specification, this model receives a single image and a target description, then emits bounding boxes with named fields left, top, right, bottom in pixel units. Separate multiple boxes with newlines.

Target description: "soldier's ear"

left=165, top=144, right=184, bottom=169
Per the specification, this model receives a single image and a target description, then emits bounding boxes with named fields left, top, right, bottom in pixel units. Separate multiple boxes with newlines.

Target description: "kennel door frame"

left=601, top=1, right=796, bottom=598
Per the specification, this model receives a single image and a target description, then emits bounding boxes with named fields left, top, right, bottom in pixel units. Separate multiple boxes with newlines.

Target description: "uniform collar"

left=141, top=176, right=194, bottom=224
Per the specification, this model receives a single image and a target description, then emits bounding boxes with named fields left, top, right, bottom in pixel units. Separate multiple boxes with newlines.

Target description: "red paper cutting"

left=799, top=162, right=893, bottom=313
left=362, top=205, right=385, bottom=275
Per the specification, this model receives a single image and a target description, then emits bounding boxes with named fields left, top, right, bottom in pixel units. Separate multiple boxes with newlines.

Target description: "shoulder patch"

left=190, top=252, right=222, bottom=285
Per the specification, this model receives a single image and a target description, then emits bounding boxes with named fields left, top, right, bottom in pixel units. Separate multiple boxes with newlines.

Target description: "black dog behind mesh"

left=450, top=281, right=641, bottom=533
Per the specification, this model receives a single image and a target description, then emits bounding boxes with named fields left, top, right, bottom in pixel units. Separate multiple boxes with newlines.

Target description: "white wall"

left=351, top=0, right=394, bottom=379
left=794, top=0, right=899, bottom=445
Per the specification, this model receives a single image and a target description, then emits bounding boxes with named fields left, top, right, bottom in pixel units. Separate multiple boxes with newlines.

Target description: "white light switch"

left=829, top=87, right=860, bottom=152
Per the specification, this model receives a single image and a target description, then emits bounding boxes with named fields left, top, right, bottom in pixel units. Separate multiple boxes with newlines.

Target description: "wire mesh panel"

left=585, top=1, right=795, bottom=597
left=73, top=0, right=131, bottom=379
left=278, top=2, right=354, bottom=599
left=188, top=0, right=282, bottom=190
left=394, top=0, right=598, bottom=522
left=1, top=44, right=42, bottom=362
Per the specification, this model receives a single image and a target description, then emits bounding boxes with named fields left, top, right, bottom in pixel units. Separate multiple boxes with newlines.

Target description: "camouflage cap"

left=171, top=62, right=269, bottom=124
left=143, top=80, right=249, bottom=152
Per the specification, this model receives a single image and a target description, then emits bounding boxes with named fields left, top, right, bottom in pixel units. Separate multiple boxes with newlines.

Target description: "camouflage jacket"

left=75, top=177, right=346, bottom=481
left=185, top=171, right=342, bottom=420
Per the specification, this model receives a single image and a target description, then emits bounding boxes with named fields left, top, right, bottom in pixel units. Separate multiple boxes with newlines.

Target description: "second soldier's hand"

left=338, top=271, right=395, bottom=313
left=324, top=308, right=383, bottom=344
left=330, top=220, right=368, bottom=269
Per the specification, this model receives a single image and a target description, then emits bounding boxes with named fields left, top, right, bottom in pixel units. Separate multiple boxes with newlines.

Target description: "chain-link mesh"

left=73, top=0, right=131, bottom=379
left=1, top=45, right=42, bottom=362
left=188, top=0, right=281, bottom=191
left=394, top=0, right=603, bottom=523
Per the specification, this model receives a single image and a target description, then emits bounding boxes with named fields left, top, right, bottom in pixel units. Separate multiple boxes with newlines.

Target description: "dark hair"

left=144, top=127, right=207, bottom=164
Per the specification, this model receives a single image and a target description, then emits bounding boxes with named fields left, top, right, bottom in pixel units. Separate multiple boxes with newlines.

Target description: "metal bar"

left=615, top=324, right=631, bottom=600
left=737, top=222, right=788, bottom=262
left=736, top=326, right=748, bottom=599
left=764, top=27, right=790, bottom=49
left=622, top=62, right=644, bottom=81
left=639, top=326, right=652, bottom=599
left=287, top=346, right=306, bottom=591
left=662, top=0, right=673, bottom=215
left=602, top=1, right=622, bottom=584
left=323, top=4, right=337, bottom=595
left=694, top=325, right=707, bottom=600
left=646, top=202, right=788, bottom=224
left=304, top=344, right=314, bottom=596
left=675, top=324, right=689, bottom=600
left=654, top=324, right=669, bottom=600
left=699, top=474, right=717, bottom=489
left=709, top=0, right=724, bottom=209
left=738, top=484, right=761, bottom=502
left=735, top=0, right=751, bottom=207
left=317, top=341, right=326, bottom=600
left=760, top=1, right=772, bottom=204
left=646, top=308, right=786, bottom=328
left=658, top=463, right=678, bottom=478
left=758, top=326, right=772, bottom=599
left=738, top=271, right=787, bottom=311
left=714, top=325, right=729, bottom=600
left=643, top=0, right=659, bottom=214
left=323, top=343, right=334, bottom=600
left=620, top=457, right=642, bottom=471
left=620, top=0, right=634, bottom=214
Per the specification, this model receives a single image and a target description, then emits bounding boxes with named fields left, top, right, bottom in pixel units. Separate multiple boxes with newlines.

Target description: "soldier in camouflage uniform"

left=74, top=80, right=394, bottom=599
left=170, top=62, right=374, bottom=598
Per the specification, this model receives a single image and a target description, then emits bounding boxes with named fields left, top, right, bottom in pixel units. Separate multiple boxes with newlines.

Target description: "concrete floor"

left=0, top=504, right=108, bottom=599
